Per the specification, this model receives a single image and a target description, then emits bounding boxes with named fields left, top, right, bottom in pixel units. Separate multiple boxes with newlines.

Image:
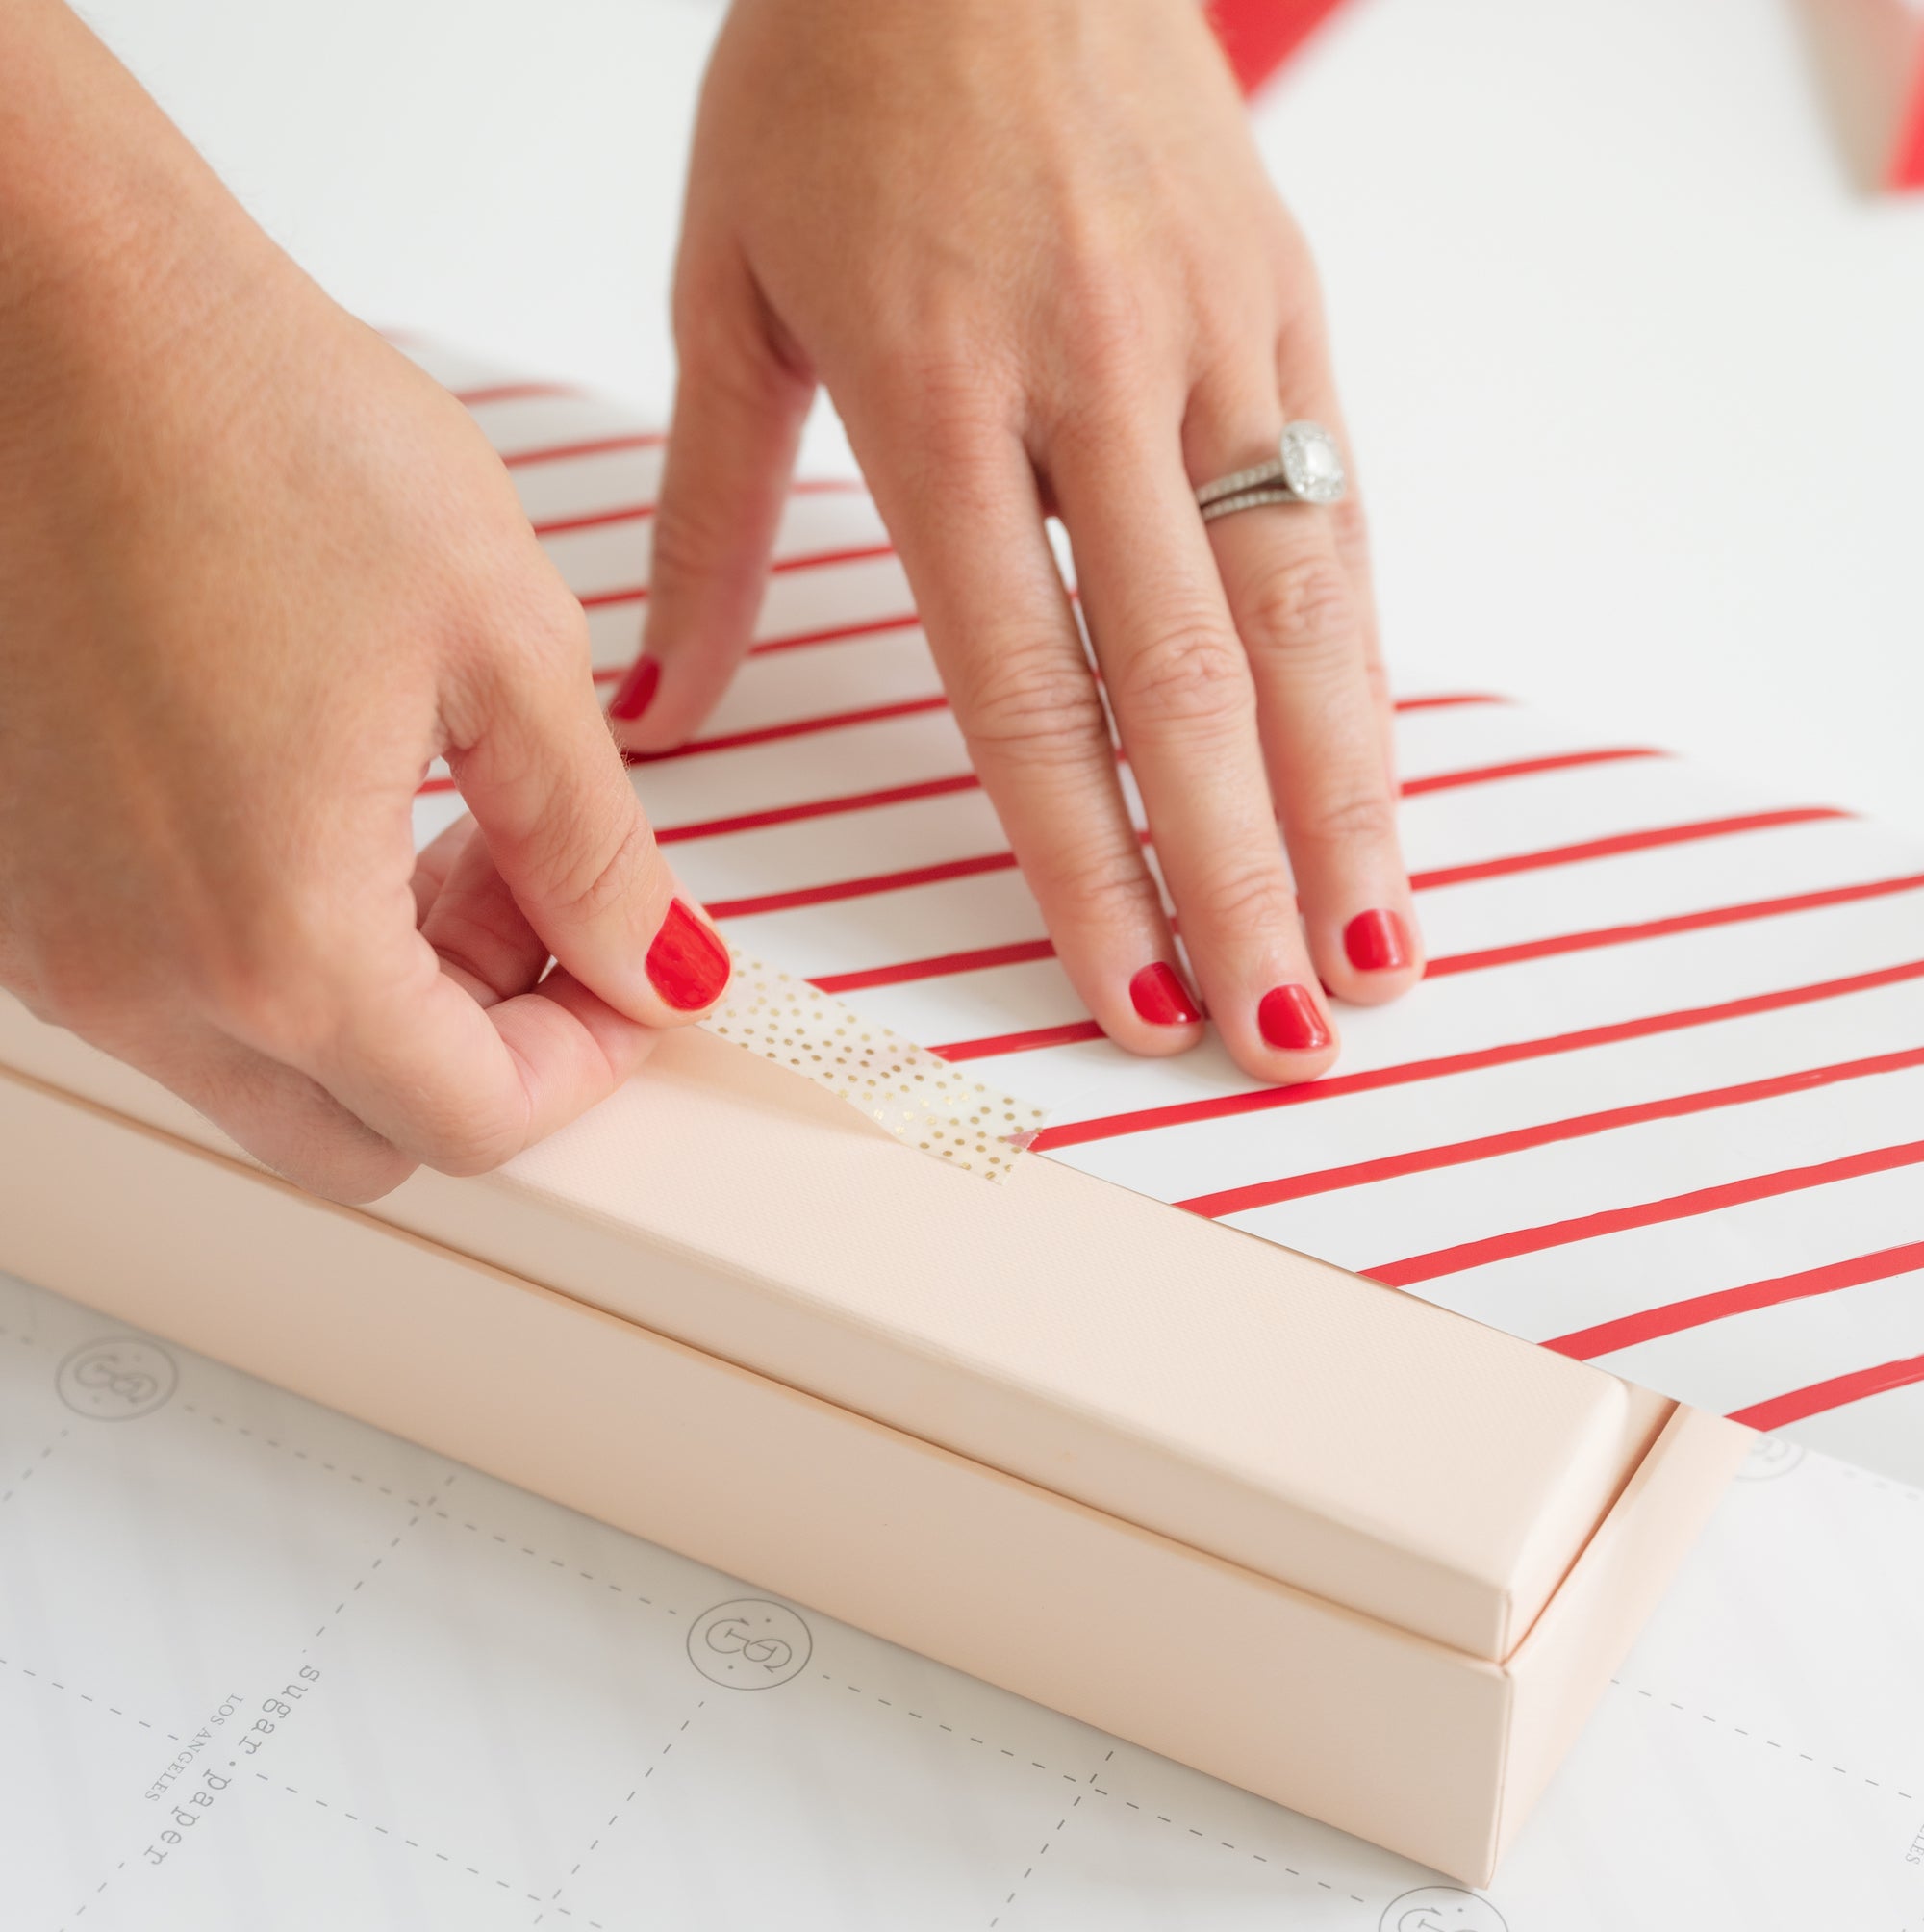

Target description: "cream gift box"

left=0, top=994, right=1746, bottom=1886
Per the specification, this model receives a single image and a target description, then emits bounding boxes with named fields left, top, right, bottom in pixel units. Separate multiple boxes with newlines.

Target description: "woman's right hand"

left=0, top=0, right=727, bottom=1203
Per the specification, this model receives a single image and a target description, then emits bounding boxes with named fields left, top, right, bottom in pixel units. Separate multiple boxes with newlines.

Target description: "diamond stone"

left=1279, top=421, right=1346, bottom=504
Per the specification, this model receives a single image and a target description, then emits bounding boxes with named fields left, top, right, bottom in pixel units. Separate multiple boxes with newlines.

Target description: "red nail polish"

left=1257, top=984, right=1331, bottom=1052
left=646, top=899, right=731, bottom=1010
left=1129, top=961, right=1203, bottom=1026
left=1344, top=908, right=1411, bottom=973
left=609, top=654, right=660, bottom=722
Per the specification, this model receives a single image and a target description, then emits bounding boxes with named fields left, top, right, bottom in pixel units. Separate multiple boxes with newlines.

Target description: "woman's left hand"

left=615, top=0, right=1422, bottom=1085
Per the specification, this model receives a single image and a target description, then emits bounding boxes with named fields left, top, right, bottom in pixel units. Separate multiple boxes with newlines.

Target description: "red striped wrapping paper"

left=410, top=352, right=1924, bottom=1487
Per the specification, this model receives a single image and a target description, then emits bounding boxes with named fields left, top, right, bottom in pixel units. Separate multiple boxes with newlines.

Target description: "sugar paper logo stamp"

left=1735, top=1435, right=1806, bottom=1482
left=688, top=1598, right=812, bottom=1690
left=57, top=1337, right=178, bottom=1420
left=1380, top=1887, right=1508, bottom=1932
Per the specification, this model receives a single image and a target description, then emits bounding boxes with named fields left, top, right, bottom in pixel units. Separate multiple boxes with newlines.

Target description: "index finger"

left=857, top=419, right=1205, bottom=1055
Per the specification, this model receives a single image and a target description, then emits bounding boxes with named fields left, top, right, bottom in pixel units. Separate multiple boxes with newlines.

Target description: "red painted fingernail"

left=1344, top=908, right=1411, bottom=973
left=1257, top=984, right=1331, bottom=1052
left=608, top=654, right=660, bottom=722
left=1129, top=962, right=1203, bottom=1027
left=646, top=899, right=731, bottom=1010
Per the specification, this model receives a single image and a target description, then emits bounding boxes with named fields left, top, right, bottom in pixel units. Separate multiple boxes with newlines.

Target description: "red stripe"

left=432, top=704, right=960, bottom=792
left=455, top=381, right=576, bottom=407
left=775, top=541, right=896, bottom=575
left=600, top=651, right=1463, bottom=706
left=1392, top=693, right=1507, bottom=713
left=501, top=432, right=667, bottom=469
left=619, top=732, right=1645, bottom=838
left=748, top=612, right=923, bottom=657
left=937, top=1021, right=1104, bottom=1062
left=1366, top=1140, right=1924, bottom=1288
left=573, top=541, right=899, bottom=614
left=592, top=612, right=926, bottom=684
left=707, top=851, right=1020, bottom=920
left=708, top=829, right=1152, bottom=919
left=1733, top=1353, right=1924, bottom=1431
left=1408, top=808, right=1847, bottom=892
left=1402, top=748, right=1660, bottom=797
left=1426, top=870, right=1924, bottom=979
left=1177, top=1045, right=1924, bottom=1220
left=1025, top=957, right=1924, bottom=1148
left=591, top=644, right=1475, bottom=690
left=811, top=938, right=1056, bottom=995
left=1544, top=1242, right=1924, bottom=1361
left=533, top=478, right=867, bottom=541
left=540, top=502, right=658, bottom=539
left=581, top=582, right=652, bottom=611
left=653, top=773, right=983, bottom=845
left=752, top=865, right=1924, bottom=1025
left=623, top=694, right=949, bottom=766
left=715, top=805, right=1854, bottom=955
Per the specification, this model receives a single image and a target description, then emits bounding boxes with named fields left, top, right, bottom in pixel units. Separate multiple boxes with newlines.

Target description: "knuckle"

left=1068, top=312, right=1153, bottom=404
left=951, top=639, right=1109, bottom=769
left=186, top=903, right=340, bottom=1065
left=1113, top=621, right=1251, bottom=730
left=423, top=906, right=517, bottom=1001
left=647, top=475, right=767, bottom=597
left=1242, top=552, right=1356, bottom=663
left=1328, top=494, right=1372, bottom=565
left=514, top=586, right=596, bottom=678
left=1190, top=858, right=1301, bottom=936
left=537, top=802, right=660, bottom=931
left=646, top=492, right=727, bottom=589
left=672, top=305, right=805, bottom=401
left=1295, top=785, right=1400, bottom=850
left=1050, top=248, right=1152, bottom=377
left=883, top=348, right=1014, bottom=467
left=2, top=913, right=145, bottom=1040
left=464, top=574, right=594, bottom=704
left=1362, top=650, right=1392, bottom=718
left=291, top=1139, right=418, bottom=1207
left=1029, top=835, right=1165, bottom=930
left=5, top=942, right=104, bottom=1035
left=423, top=1112, right=526, bottom=1180
left=24, top=978, right=105, bottom=1039
left=374, top=1051, right=531, bottom=1179
left=671, top=240, right=812, bottom=383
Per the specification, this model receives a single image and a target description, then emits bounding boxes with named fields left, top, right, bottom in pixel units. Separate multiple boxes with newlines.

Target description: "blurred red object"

left=1892, top=41, right=1924, bottom=187
left=1799, top=0, right=1924, bottom=191
left=1204, top=0, right=1355, bottom=94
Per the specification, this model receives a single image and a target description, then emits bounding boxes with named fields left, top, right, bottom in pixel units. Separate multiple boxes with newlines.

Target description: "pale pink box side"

left=0, top=1065, right=1748, bottom=1884
left=0, top=999, right=1652, bottom=1663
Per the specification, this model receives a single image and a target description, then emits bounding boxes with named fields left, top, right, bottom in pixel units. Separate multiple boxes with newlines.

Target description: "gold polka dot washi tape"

left=705, top=954, right=1048, bottom=1181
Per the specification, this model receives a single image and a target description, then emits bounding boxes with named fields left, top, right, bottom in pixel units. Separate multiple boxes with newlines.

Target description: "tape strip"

left=705, top=954, right=1047, bottom=1181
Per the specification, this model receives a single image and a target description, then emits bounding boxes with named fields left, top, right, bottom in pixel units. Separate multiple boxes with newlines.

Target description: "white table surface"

left=81, top=0, right=1924, bottom=840
left=7, top=1264, right=1924, bottom=1931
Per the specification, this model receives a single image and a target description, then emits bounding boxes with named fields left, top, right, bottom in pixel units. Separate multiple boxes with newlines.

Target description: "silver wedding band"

left=1197, top=420, right=1347, bottom=522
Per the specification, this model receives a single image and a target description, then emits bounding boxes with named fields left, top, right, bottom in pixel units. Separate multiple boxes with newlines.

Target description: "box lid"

left=1, top=996, right=1644, bottom=1662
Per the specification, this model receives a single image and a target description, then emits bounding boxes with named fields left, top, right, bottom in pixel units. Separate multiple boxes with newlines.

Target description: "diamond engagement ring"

left=1196, top=421, right=1347, bottom=521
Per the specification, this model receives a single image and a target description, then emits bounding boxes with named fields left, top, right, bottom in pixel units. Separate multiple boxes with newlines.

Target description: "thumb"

left=452, top=614, right=732, bottom=1026
left=608, top=244, right=815, bottom=750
